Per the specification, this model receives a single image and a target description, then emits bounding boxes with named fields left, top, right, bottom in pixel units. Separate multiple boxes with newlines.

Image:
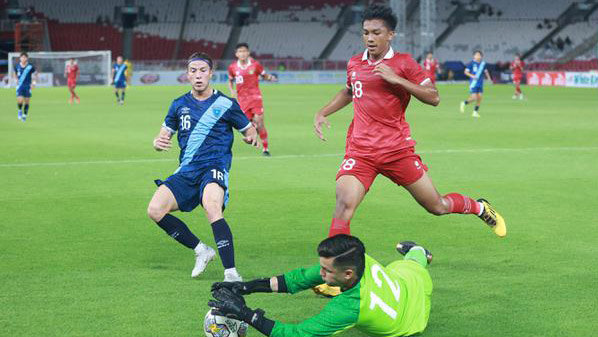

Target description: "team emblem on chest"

left=181, top=106, right=190, bottom=114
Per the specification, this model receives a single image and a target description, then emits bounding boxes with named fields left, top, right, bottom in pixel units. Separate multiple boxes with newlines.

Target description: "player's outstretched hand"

left=314, top=113, right=331, bottom=141
left=211, top=282, right=247, bottom=295
left=153, top=135, right=172, bottom=151
left=373, top=63, right=401, bottom=85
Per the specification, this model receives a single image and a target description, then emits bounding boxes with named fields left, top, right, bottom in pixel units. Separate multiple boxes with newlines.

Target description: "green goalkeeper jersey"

left=270, top=254, right=432, bottom=337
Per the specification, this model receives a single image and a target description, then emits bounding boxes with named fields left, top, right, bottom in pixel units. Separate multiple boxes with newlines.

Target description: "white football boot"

left=191, top=243, right=216, bottom=278
left=223, top=268, right=243, bottom=282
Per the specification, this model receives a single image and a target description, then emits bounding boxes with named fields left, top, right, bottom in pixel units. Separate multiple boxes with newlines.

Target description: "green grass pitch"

left=1, top=82, right=597, bottom=336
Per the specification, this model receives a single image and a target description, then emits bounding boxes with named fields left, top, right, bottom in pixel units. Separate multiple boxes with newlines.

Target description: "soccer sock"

left=24, top=104, right=29, bottom=116
left=211, top=218, right=235, bottom=269
left=259, top=128, right=269, bottom=151
left=474, top=105, right=480, bottom=112
left=115, top=92, right=120, bottom=101
left=121, top=92, right=125, bottom=101
left=156, top=214, right=200, bottom=249
left=443, top=193, right=481, bottom=215
left=405, top=247, right=428, bottom=268
left=328, top=218, right=351, bottom=237
left=463, top=100, right=469, bottom=105
left=17, top=103, right=23, bottom=111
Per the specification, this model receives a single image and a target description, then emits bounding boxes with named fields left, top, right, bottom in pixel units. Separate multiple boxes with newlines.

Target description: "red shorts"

left=336, top=148, right=428, bottom=191
left=67, top=80, right=77, bottom=89
left=513, top=76, right=522, bottom=84
left=239, top=96, right=264, bottom=120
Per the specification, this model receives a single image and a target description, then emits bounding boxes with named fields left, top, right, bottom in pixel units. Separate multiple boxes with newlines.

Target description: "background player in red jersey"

left=65, top=58, right=80, bottom=104
left=313, top=4, right=506, bottom=254
left=228, top=43, right=277, bottom=156
left=510, top=54, right=525, bottom=100
left=422, top=52, right=440, bottom=84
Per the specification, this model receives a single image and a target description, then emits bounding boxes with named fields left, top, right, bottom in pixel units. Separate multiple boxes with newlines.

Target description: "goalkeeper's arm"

left=209, top=287, right=358, bottom=337
left=212, top=264, right=324, bottom=295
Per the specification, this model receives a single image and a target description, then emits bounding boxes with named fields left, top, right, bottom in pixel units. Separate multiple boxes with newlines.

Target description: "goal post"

left=7, top=50, right=112, bottom=87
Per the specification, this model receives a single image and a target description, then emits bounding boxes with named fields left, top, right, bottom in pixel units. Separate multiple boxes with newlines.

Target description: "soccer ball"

left=204, top=309, right=249, bottom=337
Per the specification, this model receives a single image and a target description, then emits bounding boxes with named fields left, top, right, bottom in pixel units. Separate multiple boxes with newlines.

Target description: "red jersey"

left=511, top=60, right=525, bottom=79
left=422, top=58, right=438, bottom=80
left=228, top=58, right=265, bottom=110
left=66, top=64, right=79, bottom=81
left=346, top=48, right=429, bottom=158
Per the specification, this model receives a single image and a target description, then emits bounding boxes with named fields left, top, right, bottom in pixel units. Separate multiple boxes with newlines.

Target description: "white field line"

left=0, top=146, right=597, bottom=168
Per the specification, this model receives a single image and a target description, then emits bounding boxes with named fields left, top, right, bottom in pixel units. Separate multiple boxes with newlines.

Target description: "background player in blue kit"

left=147, top=52, right=260, bottom=282
left=111, top=56, right=127, bottom=105
left=460, top=50, right=493, bottom=118
left=13, top=52, right=38, bottom=122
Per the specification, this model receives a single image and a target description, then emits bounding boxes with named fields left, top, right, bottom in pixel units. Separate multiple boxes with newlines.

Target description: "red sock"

left=259, top=128, right=269, bottom=151
left=328, top=218, right=351, bottom=237
left=515, top=83, right=521, bottom=94
left=443, top=193, right=481, bottom=215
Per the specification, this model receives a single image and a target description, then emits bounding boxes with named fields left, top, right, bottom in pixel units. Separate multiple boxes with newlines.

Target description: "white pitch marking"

left=0, top=146, right=597, bottom=168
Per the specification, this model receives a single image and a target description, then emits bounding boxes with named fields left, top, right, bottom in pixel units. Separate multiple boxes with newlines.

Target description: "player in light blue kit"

left=111, top=56, right=127, bottom=105
left=13, top=52, right=38, bottom=122
left=147, top=52, right=259, bottom=282
left=460, top=50, right=492, bottom=118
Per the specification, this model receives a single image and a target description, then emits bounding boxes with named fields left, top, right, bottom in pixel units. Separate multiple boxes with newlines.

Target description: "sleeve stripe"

left=420, top=78, right=431, bottom=85
left=238, top=122, right=252, bottom=132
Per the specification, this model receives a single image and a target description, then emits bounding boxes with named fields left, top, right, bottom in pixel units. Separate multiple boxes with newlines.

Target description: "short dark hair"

left=473, top=50, right=483, bottom=56
left=362, top=5, right=397, bottom=31
left=318, top=235, right=366, bottom=278
left=235, top=42, right=249, bottom=50
left=187, top=52, right=213, bottom=69
left=20, top=52, right=28, bottom=57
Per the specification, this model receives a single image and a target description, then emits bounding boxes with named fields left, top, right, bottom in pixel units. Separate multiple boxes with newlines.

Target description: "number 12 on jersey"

left=368, top=264, right=401, bottom=320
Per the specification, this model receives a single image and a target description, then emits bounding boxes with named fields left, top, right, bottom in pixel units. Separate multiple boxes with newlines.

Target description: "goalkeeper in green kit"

left=209, top=234, right=434, bottom=337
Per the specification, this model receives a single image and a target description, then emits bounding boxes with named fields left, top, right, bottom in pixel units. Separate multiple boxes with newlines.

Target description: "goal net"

left=7, top=51, right=112, bottom=87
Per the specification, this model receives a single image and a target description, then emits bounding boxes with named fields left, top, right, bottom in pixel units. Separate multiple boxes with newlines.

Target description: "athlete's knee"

left=147, top=202, right=168, bottom=222
left=203, top=198, right=223, bottom=222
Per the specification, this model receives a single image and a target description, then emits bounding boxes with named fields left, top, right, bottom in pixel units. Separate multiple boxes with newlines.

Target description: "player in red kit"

left=312, top=6, right=506, bottom=296
left=422, top=52, right=440, bottom=84
left=65, top=58, right=80, bottom=104
left=510, top=54, right=525, bottom=100
left=228, top=43, right=277, bottom=156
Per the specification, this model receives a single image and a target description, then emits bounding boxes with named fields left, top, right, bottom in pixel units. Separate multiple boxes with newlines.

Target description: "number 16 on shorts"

left=339, top=158, right=356, bottom=171
left=211, top=169, right=224, bottom=181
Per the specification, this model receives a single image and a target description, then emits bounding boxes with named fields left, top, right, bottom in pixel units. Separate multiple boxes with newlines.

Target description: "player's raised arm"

left=485, top=69, right=493, bottom=82
left=227, top=76, right=236, bottom=98
left=153, top=127, right=172, bottom=151
left=373, top=63, right=439, bottom=106
left=314, top=87, right=352, bottom=141
left=32, top=71, right=39, bottom=88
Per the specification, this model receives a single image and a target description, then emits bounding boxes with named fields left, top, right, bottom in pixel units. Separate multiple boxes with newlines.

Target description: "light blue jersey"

left=466, top=60, right=487, bottom=93
left=163, top=89, right=251, bottom=174
left=15, top=62, right=36, bottom=97
left=112, top=63, right=127, bottom=88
